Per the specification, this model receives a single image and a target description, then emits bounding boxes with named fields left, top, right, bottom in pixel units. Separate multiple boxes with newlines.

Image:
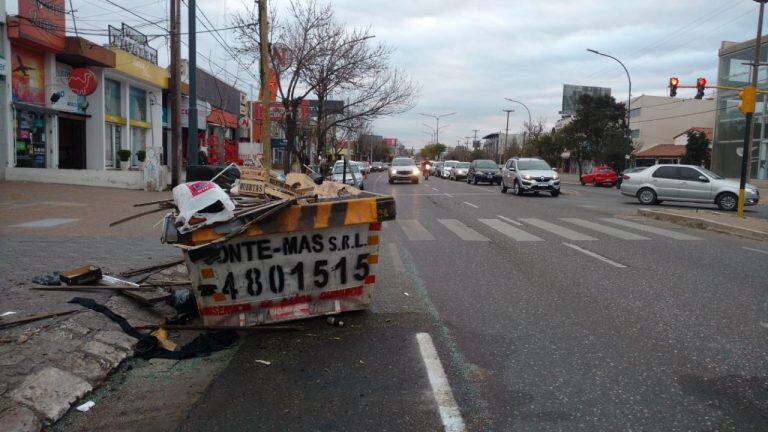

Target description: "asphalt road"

left=164, top=173, right=768, bottom=431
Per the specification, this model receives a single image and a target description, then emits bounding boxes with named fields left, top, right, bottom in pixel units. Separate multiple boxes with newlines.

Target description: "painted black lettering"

left=227, top=244, right=242, bottom=263
left=299, top=235, right=312, bottom=254
left=217, top=246, right=229, bottom=264
left=354, top=233, right=366, bottom=248
left=282, top=236, right=298, bottom=255
left=245, top=268, right=263, bottom=296
left=221, top=272, right=238, bottom=300
left=242, top=241, right=256, bottom=261
left=312, top=234, right=324, bottom=253
left=341, top=235, right=350, bottom=250
left=328, top=236, right=337, bottom=251
left=256, top=239, right=273, bottom=260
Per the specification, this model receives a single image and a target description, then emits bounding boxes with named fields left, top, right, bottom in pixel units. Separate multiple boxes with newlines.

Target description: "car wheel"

left=551, top=190, right=560, bottom=197
left=637, top=188, right=657, bottom=205
left=514, top=180, right=524, bottom=196
left=473, top=177, right=478, bottom=185
left=388, top=179, right=394, bottom=184
left=716, top=192, right=738, bottom=211
left=500, top=180, right=508, bottom=193
left=592, top=178, right=597, bottom=187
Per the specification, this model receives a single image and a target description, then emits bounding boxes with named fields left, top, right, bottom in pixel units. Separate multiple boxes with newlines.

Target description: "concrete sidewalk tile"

left=94, top=330, right=138, bottom=352
left=10, top=367, right=92, bottom=421
left=81, top=340, right=130, bottom=367
left=0, top=405, right=41, bottom=432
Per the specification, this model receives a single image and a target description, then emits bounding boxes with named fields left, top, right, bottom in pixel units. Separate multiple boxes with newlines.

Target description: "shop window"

left=129, top=87, right=147, bottom=122
left=105, top=124, right=122, bottom=168
left=130, top=127, right=147, bottom=167
left=15, top=110, right=46, bottom=168
left=105, top=79, right=122, bottom=117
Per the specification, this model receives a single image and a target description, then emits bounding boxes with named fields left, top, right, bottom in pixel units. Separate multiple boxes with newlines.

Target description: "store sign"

left=68, top=68, right=98, bottom=96
left=18, top=0, right=66, bottom=52
left=108, top=23, right=158, bottom=65
left=254, top=100, right=310, bottom=122
left=11, top=46, right=45, bottom=104
left=52, top=63, right=85, bottom=113
left=239, top=92, right=248, bottom=116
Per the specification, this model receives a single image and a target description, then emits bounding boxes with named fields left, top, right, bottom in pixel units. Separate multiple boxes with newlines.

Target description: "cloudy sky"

left=16, top=0, right=763, bottom=149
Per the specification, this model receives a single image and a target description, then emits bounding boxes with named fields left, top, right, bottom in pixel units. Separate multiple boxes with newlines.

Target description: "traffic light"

left=669, top=77, right=679, bottom=97
left=695, top=77, right=707, bottom=99
left=739, top=86, right=757, bottom=114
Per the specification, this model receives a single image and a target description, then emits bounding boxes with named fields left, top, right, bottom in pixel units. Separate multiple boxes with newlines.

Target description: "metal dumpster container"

left=181, top=193, right=395, bottom=326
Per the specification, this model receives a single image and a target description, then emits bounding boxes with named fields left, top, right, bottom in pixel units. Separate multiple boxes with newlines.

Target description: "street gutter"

left=637, top=208, right=768, bottom=242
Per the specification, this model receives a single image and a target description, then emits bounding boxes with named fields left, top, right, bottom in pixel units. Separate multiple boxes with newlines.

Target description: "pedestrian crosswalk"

left=389, top=217, right=702, bottom=243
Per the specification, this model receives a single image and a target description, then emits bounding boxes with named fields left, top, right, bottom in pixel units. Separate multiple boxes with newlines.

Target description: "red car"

left=580, top=165, right=618, bottom=186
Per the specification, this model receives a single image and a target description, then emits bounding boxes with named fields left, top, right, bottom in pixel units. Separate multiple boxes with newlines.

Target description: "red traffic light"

left=669, top=77, right=680, bottom=87
left=696, top=77, right=707, bottom=88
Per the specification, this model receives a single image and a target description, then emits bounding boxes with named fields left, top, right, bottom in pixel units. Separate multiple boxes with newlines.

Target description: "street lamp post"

left=586, top=48, right=632, bottom=170
left=502, top=109, right=514, bottom=163
left=420, top=112, right=456, bottom=145
left=504, top=98, right=532, bottom=148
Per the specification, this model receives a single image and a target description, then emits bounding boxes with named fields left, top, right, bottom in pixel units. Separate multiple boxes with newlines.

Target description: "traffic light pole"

left=738, top=0, right=766, bottom=217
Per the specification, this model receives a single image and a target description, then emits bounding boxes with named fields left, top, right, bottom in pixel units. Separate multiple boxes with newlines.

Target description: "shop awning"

left=207, top=108, right=238, bottom=129
left=635, top=144, right=687, bottom=159
left=13, top=102, right=59, bottom=115
left=57, top=37, right=116, bottom=68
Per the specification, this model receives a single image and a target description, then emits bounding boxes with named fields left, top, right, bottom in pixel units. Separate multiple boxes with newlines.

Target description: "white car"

left=331, top=161, right=365, bottom=189
left=441, top=160, right=459, bottom=178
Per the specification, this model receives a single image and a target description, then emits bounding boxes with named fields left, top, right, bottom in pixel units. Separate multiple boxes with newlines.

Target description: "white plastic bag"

left=173, top=181, right=235, bottom=234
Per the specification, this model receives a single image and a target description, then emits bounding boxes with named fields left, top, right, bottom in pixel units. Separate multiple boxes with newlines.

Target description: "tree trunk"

left=283, top=105, right=299, bottom=174
left=315, top=95, right=326, bottom=158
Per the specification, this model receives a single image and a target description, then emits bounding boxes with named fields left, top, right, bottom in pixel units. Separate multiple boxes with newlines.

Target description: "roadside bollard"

left=326, top=316, right=345, bottom=327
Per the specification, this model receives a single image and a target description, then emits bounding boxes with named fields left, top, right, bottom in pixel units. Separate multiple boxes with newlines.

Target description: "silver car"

left=331, top=162, right=364, bottom=190
left=500, top=157, right=561, bottom=197
left=450, top=162, right=470, bottom=181
left=441, top=160, right=458, bottom=178
left=388, top=157, right=420, bottom=184
left=619, top=164, right=759, bottom=211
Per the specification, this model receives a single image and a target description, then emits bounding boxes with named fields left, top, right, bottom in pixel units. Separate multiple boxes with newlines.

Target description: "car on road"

left=450, top=162, right=470, bottom=181
left=441, top=160, right=458, bottom=178
left=358, top=161, right=372, bottom=175
left=371, top=162, right=384, bottom=172
left=619, top=164, right=759, bottom=211
left=331, top=161, right=365, bottom=189
left=467, top=159, right=502, bottom=185
left=500, top=157, right=561, bottom=197
left=431, top=161, right=444, bottom=176
left=389, top=157, right=420, bottom=184
left=581, top=165, right=618, bottom=187
left=616, top=166, right=647, bottom=188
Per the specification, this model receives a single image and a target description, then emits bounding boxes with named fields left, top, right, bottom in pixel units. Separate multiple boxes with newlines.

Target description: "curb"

left=637, top=208, right=768, bottom=242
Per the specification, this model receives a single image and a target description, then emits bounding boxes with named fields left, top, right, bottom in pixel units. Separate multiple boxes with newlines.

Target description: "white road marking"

left=444, top=193, right=455, bottom=198
left=438, top=219, right=489, bottom=241
left=479, top=219, right=543, bottom=242
left=601, top=218, right=701, bottom=240
left=399, top=220, right=436, bottom=241
left=561, top=218, right=650, bottom=240
left=520, top=218, right=597, bottom=241
left=463, top=202, right=479, bottom=209
left=563, top=243, right=627, bottom=268
left=382, top=221, right=389, bottom=229
left=744, top=247, right=768, bottom=255
left=416, top=333, right=467, bottom=432
left=388, top=243, right=406, bottom=272
left=497, top=215, right=523, bottom=226
left=11, top=218, right=78, bottom=228
left=432, top=187, right=440, bottom=191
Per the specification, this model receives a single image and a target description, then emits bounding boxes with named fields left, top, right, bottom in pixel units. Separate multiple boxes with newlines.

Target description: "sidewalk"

left=637, top=207, right=768, bottom=241
left=0, top=181, right=178, bottom=431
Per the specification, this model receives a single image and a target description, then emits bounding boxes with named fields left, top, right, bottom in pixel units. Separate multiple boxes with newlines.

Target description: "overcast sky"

left=14, top=0, right=763, bottom=149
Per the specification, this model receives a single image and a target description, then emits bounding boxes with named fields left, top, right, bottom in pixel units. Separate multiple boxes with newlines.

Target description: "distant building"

left=625, top=95, right=715, bottom=154
left=712, top=36, right=768, bottom=181
left=561, top=84, right=611, bottom=117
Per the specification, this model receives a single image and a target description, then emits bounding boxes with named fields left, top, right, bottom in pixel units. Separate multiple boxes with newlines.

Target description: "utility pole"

left=187, top=0, right=198, bottom=165
left=259, top=0, right=272, bottom=170
left=420, top=112, right=455, bottom=145
left=502, top=109, right=513, bottom=164
left=472, top=129, right=479, bottom=148
left=169, top=0, right=181, bottom=185
left=738, top=0, right=766, bottom=216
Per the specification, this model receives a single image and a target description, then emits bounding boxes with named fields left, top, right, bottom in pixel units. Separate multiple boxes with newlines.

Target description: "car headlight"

left=390, top=168, right=396, bottom=175
left=553, top=174, right=560, bottom=180
left=413, top=168, right=420, bottom=175
left=522, top=174, right=532, bottom=180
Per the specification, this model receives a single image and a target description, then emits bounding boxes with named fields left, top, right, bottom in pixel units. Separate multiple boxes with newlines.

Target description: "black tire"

left=413, top=178, right=419, bottom=184
left=473, top=177, right=478, bottom=185
left=514, top=180, right=524, bottom=196
left=716, top=192, right=738, bottom=211
left=388, top=179, right=394, bottom=184
left=592, top=179, right=597, bottom=187
left=551, top=190, right=560, bottom=197
left=580, top=179, right=585, bottom=186
left=500, top=180, right=508, bottom=193
left=637, top=188, right=657, bottom=205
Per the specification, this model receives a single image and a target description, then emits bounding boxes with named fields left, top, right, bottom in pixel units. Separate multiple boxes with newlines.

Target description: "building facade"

left=627, top=95, right=715, bottom=154
left=712, top=36, right=768, bottom=181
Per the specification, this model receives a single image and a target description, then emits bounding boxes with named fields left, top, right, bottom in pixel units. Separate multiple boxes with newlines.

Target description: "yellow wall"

left=111, top=49, right=169, bottom=89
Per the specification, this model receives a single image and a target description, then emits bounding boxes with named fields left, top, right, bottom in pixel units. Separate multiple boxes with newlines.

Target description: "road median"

left=637, top=208, right=768, bottom=241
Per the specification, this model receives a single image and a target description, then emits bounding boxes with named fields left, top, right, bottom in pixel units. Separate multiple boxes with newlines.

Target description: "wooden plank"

left=0, top=309, right=80, bottom=328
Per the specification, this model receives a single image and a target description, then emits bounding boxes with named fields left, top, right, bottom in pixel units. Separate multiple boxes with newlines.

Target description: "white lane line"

left=438, top=219, right=490, bottom=241
left=563, top=243, right=627, bottom=268
left=601, top=218, right=701, bottom=240
left=416, top=333, right=467, bottom=432
left=497, top=215, right=523, bottom=226
left=520, top=218, right=597, bottom=241
left=444, top=193, right=455, bottom=198
left=388, top=243, right=406, bottom=272
left=479, top=219, right=543, bottom=242
left=12, top=218, right=78, bottom=228
left=463, top=202, right=479, bottom=209
left=744, top=246, right=768, bottom=255
left=561, top=218, right=650, bottom=240
left=398, top=220, right=436, bottom=241
left=432, top=187, right=440, bottom=191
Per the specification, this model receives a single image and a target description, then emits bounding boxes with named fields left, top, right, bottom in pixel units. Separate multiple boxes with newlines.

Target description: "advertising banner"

left=11, top=46, right=45, bottom=104
left=18, top=0, right=66, bottom=52
left=52, top=63, right=86, bottom=113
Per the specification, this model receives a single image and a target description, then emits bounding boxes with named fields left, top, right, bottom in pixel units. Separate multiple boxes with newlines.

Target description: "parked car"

left=450, top=162, right=470, bottom=181
left=441, top=160, right=459, bottom=178
left=389, top=157, right=420, bottom=184
left=431, top=161, right=444, bottom=176
left=467, top=159, right=502, bottom=185
left=619, top=164, right=759, bottom=211
left=500, top=157, right=561, bottom=197
left=616, top=166, right=647, bottom=188
left=331, top=161, right=365, bottom=190
left=581, top=165, right=618, bottom=186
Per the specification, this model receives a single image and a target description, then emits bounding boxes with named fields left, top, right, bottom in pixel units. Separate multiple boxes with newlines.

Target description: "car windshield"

left=445, top=161, right=458, bottom=168
left=332, top=164, right=360, bottom=174
left=697, top=167, right=725, bottom=179
left=392, top=159, right=413, bottom=167
left=475, top=160, right=497, bottom=169
left=517, top=160, right=551, bottom=170
left=456, top=162, right=470, bottom=168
